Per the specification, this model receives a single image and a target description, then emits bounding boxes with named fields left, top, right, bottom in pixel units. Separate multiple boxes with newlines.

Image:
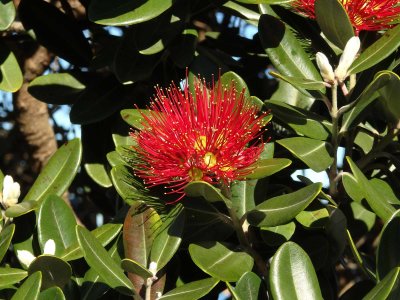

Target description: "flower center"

left=203, top=152, right=217, bottom=168
left=194, top=135, right=207, bottom=150
left=188, top=167, right=203, bottom=181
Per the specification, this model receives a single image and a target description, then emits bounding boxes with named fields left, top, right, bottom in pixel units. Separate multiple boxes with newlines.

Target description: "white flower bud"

left=335, top=36, right=360, bottom=82
left=44, top=239, right=56, bottom=255
left=16, top=250, right=35, bottom=268
left=316, top=52, right=335, bottom=82
left=149, top=261, right=158, bottom=277
left=1, top=175, right=20, bottom=208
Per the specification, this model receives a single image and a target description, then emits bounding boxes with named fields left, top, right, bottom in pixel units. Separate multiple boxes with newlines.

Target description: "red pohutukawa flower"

left=131, top=76, right=267, bottom=202
left=292, top=0, right=400, bottom=32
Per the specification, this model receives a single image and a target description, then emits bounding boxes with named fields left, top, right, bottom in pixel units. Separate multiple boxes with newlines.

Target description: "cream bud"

left=335, top=36, right=360, bottom=82
left=316, top=52, right=335, bottom=82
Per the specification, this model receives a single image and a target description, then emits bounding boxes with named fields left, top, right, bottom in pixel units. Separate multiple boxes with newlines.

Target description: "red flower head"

left=292, top=0, right=400, bottom=33
left=131, top=75, right=267, bottom=202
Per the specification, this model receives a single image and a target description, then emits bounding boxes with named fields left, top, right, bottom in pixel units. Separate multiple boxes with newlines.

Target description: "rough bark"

left=13, top=46, right=57, bottom=173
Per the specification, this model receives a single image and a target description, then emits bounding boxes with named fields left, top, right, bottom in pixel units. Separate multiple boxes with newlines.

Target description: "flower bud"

left=316, top=52, right=335, bottom=82
left=335, top=36, right=360, bottom=82
left=44, top=239, right=56, bottom=255
left=1, top=175, right=20, bottom=208
left=16, top=250, right=35, bottom=268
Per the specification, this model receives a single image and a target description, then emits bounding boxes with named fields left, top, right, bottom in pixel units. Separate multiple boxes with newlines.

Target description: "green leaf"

left=120, top=109, right=154, bottom=130
left=342, top=172, right=364, bottom=202
left=89, top=0, right=173, bottom=26
left=112, top=134, right=136, bottom=147
left=260, top=222, right=296, bottom=247
left=121, top=258, right=153, bottom=280
left=370, top=178, right=400, bottom=205
left=61, top=223, right=122, bottom=261
left=350, top=202, right=376, bottom=231
left=11, top=272, right=41, bottom=300
left=379, top=72, right=400, bottom=121
left=38, top=287, right=65, bottom=300
left=235, top=271, right=262, bottom=300
left=37, top=195, right=78, bottom=256
left=349, top=25, right=400, bottom=75
left=296, top=208, right=329, bottom=229
left=377, top=210, right=400, bottom=280
left=341, top=71, right=395, bottom=132
left=270, top=81, right=314, bottom=109
left=231, top=180, right=258, bottom=219
left=347, top=157, right=395, bottom=221
left=23, top=139, right=82, bottom=203
left=314, top=0, right=354, bottom=49
left=258, top=11, right=322, bottom=97
left=28, top=73, right=85, bottom=105
left=363, top=267, right=400, bottom=300
left=185, top=181, right=228, bottom=204
left=84, top=163, right=112, bottom=188
left=0, top=0, right=16, bottom=30
left=247, top=183, right=322, bottom=227
left=107, top=151, right=126, bottom=167
left=270, top=72, right=325, bottom=92
left=0, top=41, right=23, bottom=92
left=245, top=158, right=292, bottom=179
left=150, top=204, right=185, bottom=271
left=277, top=137, right=333, bottom=172
left=219, top=71, right=250, bottom=99
left=270, top=242, right=323, bottom=300
left=265, top=100, right=332, bottom=140
left=159, top=277, right=220, bottom=300
left=0, top=268, right=28, bottom=288
left=5, top=201, right=39, bottom=218
left=28, top=255, right=71, bottom=290
left=0, top=224, right=15, bottom=262
left=76, top=226, right=135, bottom=295
left=189, top=242, right=254, bottom=282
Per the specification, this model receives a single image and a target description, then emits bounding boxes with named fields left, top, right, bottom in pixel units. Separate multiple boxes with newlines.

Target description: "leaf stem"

left=145, top=278, right=152, bottom=300
left=329, top=82, right=339, bottom=197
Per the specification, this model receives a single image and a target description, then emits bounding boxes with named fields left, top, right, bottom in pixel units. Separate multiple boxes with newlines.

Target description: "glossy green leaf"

left=0, top=268, right=28, bottom=288
left=245, top=158, right=291, bottom=179
left=23, top=139, right=82, bottom=203
left=347, top=157, right=395, bottom=221
left=370, top=178, right=400, bottom=205
left=351, top=202, right=376, bottom=231
left=342, top=172, right=364, bottom=202
left=0, top=0, right=16, bottom=30
left=270, top=72, right=325, bottom=92
left=5, top=201, right=39, bottom=218
left=107, top=151, right=126, bottom=167
left=231, top=180, right=257, bottom=219
left=185, top=181, right=228, bottom=204
left=159, top=277, right=220, bottom=300
left=349, top=25, right=400, bottom=75
left=0, top=41, right=23, bottom=92
left=189, top=242, right=253, bottom=282
left=219, top=71, right=250, bottom=99
left=121, top=258, right=153, bottom=280
left=363, top=267, right=400, bottom=300
left=354, top=130, right=374, bottom=154
left=277, top=137, right=333, bottom=172
left=270, top=80, right=314, bottom=109
left=315, top=0, right=354, bottom=49
left=28, top=255, right=71, bottom=289
left=28, top=73, right=85, bottom=105
left=150, top=204, right=185, bottom=271
left=182, top=199, right=234, bottom=244
left=0, top=224, right=15, bottom=262
left=235, top=271, right=262, bottom=300
left=341, top=71, right=394, bottom=132
left=11, top=271, right=41, bottom=300
left=260, top=222, right=296, bottom=247
left=258, top=10, right=322, bottom=96
left=37, top=195, right=77, bottom=256
left=89, top=0, right=172, bottom=26
left=296, top=208, right=329, bottom=228
left=325, top=208, right=348, bottom=264
left=120, top=109, right=154, bottom=130
left=112, top=134, right=135, bottom=147
left=270, top=242, right=323, bottom=300
left=377, top=210, right=400, bottom=280
left=77, top=226, right=134, bottom=295
left=123, top=204, right=161, bottom=293
left=379, top=72, right=400, bottom=121
left=61, top=223, right=122, bottom=261
left=247, top=183, right=322, bottom=227
left=265, top=100, right=332, bottom=140
left=38, top=286, right=65, bottom=300
left=84, top=163, right=112, bottom=188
